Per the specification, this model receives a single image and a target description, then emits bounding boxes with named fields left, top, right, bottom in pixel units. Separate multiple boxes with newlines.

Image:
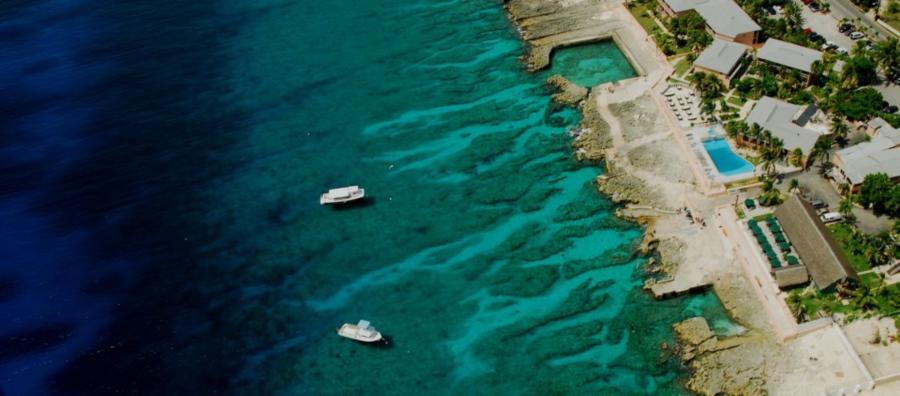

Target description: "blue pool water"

left=703, top=138, right=754, bottom=176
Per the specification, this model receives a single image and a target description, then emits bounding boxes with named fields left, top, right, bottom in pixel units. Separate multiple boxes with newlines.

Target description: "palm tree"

left=864, top=233, right=894, bottom=268
left=791, top=148, right=804, bottom=167
left=759, top=176, right=783, bottom=206
left=747, top=123, right=762, bottom=147
left=789, top=178, right=800, bottom=193
left=784, top=1, right=805, bottom=32
left=760, top=135, right=785, bottom=177
left=853, top=284, right=879, bottom=310
left=830, top=116, right=850, bottom=146
left=871, top=37, right=900, bottom=75
left=839, top=197, right=854, bottom=220
left=791, top=300, right=809, bottom=322
left=809, top=136, right=834, bottom=170
left=839, top=182, right=851, bottom=197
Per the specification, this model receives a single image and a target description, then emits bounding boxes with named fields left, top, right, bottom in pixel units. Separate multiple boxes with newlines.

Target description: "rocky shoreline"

left=503, top=1, right=791, bottom=394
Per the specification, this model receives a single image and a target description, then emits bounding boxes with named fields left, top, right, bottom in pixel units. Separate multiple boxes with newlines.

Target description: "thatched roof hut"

left=774, top=195, right=858, bottom=291
left=774, top=265, right=809, bottom=289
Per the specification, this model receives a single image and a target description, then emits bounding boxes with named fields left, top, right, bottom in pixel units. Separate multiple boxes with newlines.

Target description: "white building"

left=833, top=118, right=900, bottom=189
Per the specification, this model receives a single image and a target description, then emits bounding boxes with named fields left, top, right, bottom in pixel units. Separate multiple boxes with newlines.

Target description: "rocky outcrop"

left=546, top=75, right=588, bottom=106
left=572, top=91, right=611, bottom=161
left=645, top=237, right=684, bottom=278
left=673, top=317, right=718, bottom=362
left=594, top=165, right=662, bottom=207
left=674, top=315, right=778, bottom=396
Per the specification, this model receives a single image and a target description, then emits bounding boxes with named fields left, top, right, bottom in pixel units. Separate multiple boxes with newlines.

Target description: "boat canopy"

left=357, top=320, right=371, bottom=329
left=329, top=186, right=358, bottom=198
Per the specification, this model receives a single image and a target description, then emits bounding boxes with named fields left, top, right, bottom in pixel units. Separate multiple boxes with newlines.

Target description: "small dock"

left=649, top=277, right=711, bottom=299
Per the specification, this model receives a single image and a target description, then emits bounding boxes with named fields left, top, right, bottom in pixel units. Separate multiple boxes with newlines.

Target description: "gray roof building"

left=695, top=1, right=761, bottom=38
left=745, top=96, right=829, bottom=155
left=757, top=39, right=823, bottom=73
left=834, top=124, right=900, bottom=185
left=662, top=0, right=708, bottom=13
left=660, top=0, right=760, bottom=37
left=774, top=196, right=857, bottom=291
left=694, top=39, right=748, bottom=76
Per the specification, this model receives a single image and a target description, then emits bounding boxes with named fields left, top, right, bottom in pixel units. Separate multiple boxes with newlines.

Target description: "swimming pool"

left=702, top=138, right=754, bottom=176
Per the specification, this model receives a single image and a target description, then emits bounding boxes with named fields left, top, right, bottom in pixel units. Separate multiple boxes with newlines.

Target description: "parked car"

left=811, top=200, right=827, bottom=210
left=810, top=2, right=821, bottom=12
left=801, top=0, right=813, bottom=4
left=773, top=5, right=784, bottom=13
left=821, top=212, right=843, bottom=223
left=837, top=47, right=848, bottom=55
left=764, top=6, right=776, bottom=15
left=886, top=105, right=899, bottom=114
left=839, top=24, right=853, bottom=33
left=809, top=33, right=825, bottom=43
left=850, top=32, right=865, bottom=40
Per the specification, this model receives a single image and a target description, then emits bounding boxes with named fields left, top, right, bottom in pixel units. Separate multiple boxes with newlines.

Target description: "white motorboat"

left=320, top=186, right=365, bottom=205
left=337, top=320, right=383, bottom=343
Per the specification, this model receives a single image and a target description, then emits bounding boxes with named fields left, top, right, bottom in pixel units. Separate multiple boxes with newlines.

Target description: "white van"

left=820, top=212, right=843, bottom=223
left=850, top=32, right=865, bottom=40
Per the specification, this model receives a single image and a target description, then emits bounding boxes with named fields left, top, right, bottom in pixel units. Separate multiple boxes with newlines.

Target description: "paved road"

left=825, top=0, right=893, bottom=40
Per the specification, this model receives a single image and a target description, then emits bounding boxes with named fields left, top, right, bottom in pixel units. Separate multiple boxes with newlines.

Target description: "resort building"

left=693, top=38, right=748, bottom=85
left=774, top=196, right=858, bottom=291
left=832, top=120, right=900, bottom=190
left=658, top=0, right=761, bottom=45
left=774, top=265, right=810, bottom=289
left=745, top=96, right=830, bottom=163
left=756, top=39, right=823, bottom=84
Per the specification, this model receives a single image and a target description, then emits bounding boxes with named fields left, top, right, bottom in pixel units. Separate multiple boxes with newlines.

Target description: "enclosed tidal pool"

left=1, top=0, right=734, bottom=395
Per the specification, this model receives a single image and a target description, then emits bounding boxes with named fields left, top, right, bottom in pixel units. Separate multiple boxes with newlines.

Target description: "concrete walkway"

left=716, top=204, right=800, bottom=341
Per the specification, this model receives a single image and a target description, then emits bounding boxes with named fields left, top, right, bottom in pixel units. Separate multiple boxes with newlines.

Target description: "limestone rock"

left=673, top=317, right=717, bottom=362
left=546, top=75, right=588, bottom=106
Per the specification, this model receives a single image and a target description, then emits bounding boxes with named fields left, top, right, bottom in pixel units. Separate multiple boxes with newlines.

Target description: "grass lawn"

left=787, top=288, right=855, bottom=321
left=724, top=176, right=761, bottom=190
left=884, top=10, right=900, bottom=33
left=860, top=272, right=882, bottom=288
left=752, top=213, right=774, bottom=222
left=673, top=57, right=692, bottom=76
left=727, top=96, right=746, bottom=107
left=828, top=223, right=871, bottom=272
left=627, top=4, right=659, bottom=35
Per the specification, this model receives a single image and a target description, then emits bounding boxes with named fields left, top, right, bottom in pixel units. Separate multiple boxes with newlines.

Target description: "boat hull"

left=320, top=188, right=365, bottom=205
left=337, top=323, right=383, bottom=343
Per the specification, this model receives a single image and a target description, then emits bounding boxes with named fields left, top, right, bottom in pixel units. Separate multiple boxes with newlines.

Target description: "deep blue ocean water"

left=0, top=1, right=735, bottom=394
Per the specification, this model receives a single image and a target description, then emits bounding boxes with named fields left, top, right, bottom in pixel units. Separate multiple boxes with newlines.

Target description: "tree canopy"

left=833, top=88, right=884, bottom=121
left=841, top=55, right=878, bottom=88
left=859, top=173, right=899, bottom=216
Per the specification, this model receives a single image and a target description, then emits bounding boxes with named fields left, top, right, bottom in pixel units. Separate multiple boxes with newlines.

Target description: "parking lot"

left=780, top=171, right=893, bottom=234
left=801, top=7, right=854, bottom=51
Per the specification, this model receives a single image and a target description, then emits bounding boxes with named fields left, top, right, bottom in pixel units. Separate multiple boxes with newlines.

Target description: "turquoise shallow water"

left=1, top=0, right=736, bottom=394
left=188, top=0, right=736, bottom=394
left=550, top=42, right=638, bottom=87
